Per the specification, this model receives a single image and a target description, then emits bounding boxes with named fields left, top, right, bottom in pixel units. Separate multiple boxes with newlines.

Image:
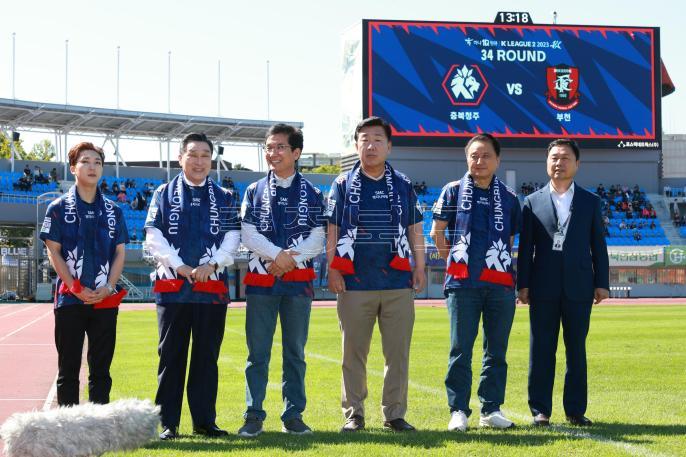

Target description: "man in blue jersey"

left=430, top=133, right=521, bottom=432
left=144, top=132, right=241, bottom=440
left=327, top=116, right=425, bottom=433
left=238, top=124, right=326, bottom=437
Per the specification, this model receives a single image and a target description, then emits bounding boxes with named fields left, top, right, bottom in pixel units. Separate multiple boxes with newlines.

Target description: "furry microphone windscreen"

left=1, top=398, right=160, bottom=457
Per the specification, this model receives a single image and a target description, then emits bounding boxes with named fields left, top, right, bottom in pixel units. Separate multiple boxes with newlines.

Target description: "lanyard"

left=551, top=195, right=573, bottom=236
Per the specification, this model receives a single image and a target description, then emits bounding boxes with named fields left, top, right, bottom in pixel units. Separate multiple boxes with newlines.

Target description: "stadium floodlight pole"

left=266, top=60, right=270, bottom=120
left=553, top=11, right=557, bottom=24
left=166, top=140, right=171, bottom=181
left=167, top=51, right=171, bottom=113
left=12, top=32, right=16, bottom=99
left=65, top=39, right=69, bottom=105
left=217, top=59, right=221, bottom=117
left=116, top=46, right=120, bottom=109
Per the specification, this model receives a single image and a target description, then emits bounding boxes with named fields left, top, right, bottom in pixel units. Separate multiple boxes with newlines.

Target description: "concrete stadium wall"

left=387, top=147, right=660, bottom=192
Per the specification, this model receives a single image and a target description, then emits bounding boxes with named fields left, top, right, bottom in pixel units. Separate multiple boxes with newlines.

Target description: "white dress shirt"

left=550, top=181, right=575, bottom=228
left=241, top=172, right=325, bottom=264
left=144, top=173, right=240, bottom=271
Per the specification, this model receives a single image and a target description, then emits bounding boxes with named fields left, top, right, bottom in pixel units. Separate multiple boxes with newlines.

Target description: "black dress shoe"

left=160, top=426, right=178, bottom=440
left=383, top=418, right=416, bottom=432
left=193, top=423, right=229, bottom=437
left=566, top=415, right=593, bottom=426
left=532, top=413, right=550, bottom=427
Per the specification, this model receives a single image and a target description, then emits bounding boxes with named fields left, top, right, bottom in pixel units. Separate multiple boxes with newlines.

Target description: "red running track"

left=0, top=303, right=57, bottom=429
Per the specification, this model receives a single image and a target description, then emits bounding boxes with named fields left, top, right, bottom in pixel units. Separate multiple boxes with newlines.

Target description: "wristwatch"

left=208, top=259, right=218, bottom=272
left=106, top=284, right=117, bottom=295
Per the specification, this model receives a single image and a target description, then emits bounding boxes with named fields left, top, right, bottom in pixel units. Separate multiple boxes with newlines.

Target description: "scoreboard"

left=363, top=19, right=661, bottom=149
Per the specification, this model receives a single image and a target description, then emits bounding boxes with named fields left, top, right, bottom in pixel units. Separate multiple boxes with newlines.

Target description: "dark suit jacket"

left=517, top=182, right=609, bottom=302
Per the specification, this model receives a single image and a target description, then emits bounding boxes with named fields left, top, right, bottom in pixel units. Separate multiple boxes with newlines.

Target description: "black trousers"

left=528, top=297, right=592, bottom=417
left=54, top=305, right=118, bottom=406
left=155, top=302, right=227, bottom=428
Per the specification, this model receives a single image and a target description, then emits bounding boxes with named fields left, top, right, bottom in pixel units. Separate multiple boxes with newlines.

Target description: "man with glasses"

left=238, top=124, right=326, bottom=436
left=144, top=132, right=241, bottom=440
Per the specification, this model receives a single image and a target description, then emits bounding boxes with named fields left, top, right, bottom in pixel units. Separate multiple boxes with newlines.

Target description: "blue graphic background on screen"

left=370, top=24, right=654, bottom=137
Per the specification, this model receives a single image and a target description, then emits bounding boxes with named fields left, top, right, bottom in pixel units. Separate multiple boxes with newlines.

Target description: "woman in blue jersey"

left=40, top=142, right=129, bottom=406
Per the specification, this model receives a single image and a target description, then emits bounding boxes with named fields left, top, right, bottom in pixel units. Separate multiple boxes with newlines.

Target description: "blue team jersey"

left=327, top=172, right=423, bottom=291
left=433, top=183, right=521, bottom=291
left=242, top=183, right=326, bottom=297
left=40, top=192, right=129, bottom=307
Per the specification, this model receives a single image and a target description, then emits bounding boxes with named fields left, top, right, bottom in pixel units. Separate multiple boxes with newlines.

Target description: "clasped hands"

left=268, top=249, right=301, bottom=277
left=176, top=263, right=217, bottom=284
left=74, top=285, right=111, bottom=304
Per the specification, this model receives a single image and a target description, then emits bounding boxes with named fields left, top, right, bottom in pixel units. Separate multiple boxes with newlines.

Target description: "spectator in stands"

left=116, top=190, right=127, bottom=203
left=642, top=207, right=650, bottom=218
left=420, top=181, right=428, bottom=195
left=125, top=178, right=135, bottom=189
left=596, top=183, right=605, bottom=198
left=144, top=132, right=240, bottom=440
left=50, top=167, right=58, bottom=183
left=650, top=220, right=656, bottom=230
left=34, top=166, right=49, bottom=183
left=602, top=215, right=610, bottom=227
left=100, top=180, right=110, bottom=195
left=13, top=175, right=32, bottom=191
left=431, top=133, right=520, bottom=432
left=131, top=192, right=147, bottom=211
left=619, top=220, right=626, bottom=231
left=633, top=231, right=642, bottom=242
left=625, top=209, right=633, bottom=219
left=144, top=182, right=155, bottom=198
left=39, top=141, right=129, bottom=407
left=649, top=205, right=656, bottom=218
left=111, top=182, right=120, bottom=194
left=130, top=230, right=138, bottom=242
left=23, top=164, right=32, bottom=179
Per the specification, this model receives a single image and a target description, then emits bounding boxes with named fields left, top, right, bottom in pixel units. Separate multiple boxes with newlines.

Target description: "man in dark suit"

left=517, top=139, right=609, bottom=427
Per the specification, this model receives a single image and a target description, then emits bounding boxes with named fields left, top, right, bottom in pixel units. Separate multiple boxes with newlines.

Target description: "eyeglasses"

left=264, top=144, right=292, bottom=154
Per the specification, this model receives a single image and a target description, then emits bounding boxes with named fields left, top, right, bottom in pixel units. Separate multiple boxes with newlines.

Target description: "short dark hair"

left=180, top=132, right=213, bottom=154
left=354, top=116, right=392, bottom=142
left=464, top=133, right=501, bottom=157
left=266, top=123, right=304, bottom=151
left=547, top=138, right=580, bottom=160
left=68, top=142, right=105, bottom=167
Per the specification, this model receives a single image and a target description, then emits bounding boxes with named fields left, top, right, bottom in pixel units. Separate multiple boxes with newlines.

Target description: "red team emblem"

left=546, top=65, right=580, bottom=111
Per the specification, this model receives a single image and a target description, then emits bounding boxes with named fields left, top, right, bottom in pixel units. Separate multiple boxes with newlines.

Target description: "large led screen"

left=364, top=20, right=661, bottom=149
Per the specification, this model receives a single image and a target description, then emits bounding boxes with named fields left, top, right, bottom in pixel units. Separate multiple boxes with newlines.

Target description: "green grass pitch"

left=108, top=305, right=686, bottom=456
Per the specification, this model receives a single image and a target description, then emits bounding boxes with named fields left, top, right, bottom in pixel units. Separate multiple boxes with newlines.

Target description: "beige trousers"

left=337, top=288, right=415, bottom=421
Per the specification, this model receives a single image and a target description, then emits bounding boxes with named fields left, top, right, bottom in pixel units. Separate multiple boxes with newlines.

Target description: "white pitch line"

left=0, top=310, right=53, bottom=343
left=0, top=304, right=39, bottom=320
left=225, top=326, right=673, bottom=457
left=43, top=371, right=59, bottom=411
left=0, top=398, right=46, bottom=401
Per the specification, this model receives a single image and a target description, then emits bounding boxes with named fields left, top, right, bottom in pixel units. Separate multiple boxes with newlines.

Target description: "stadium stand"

left=0, top=168, right=675, bottom=248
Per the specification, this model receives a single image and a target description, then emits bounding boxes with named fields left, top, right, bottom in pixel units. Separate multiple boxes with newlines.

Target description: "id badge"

left=552, top=232, right=565, bottom=251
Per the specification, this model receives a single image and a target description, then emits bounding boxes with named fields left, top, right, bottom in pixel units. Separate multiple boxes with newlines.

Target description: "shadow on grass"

left=583, top=422, right=686, bottom=444
left=142, top=427, right=607, bottom=453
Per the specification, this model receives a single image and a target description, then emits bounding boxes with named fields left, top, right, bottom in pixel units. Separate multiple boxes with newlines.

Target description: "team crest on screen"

left=546, top=65, right=580, bottom=110
left=441, top=64, right=488, bottom=106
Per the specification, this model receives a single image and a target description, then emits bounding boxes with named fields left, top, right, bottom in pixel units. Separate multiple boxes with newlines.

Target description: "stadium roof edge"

left=0, top=98, right=303, bottom=144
